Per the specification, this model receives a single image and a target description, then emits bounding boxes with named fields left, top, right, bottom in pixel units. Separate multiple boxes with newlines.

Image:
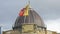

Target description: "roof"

left=13, top=8, right=46, bottom=29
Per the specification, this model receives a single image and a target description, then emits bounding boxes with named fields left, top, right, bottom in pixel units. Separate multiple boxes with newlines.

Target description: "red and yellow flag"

left=19, top=8, right=25, bottom=16
left=19, top=4, right=29, bottom=16
left=23, top=5, right=29, bottom=16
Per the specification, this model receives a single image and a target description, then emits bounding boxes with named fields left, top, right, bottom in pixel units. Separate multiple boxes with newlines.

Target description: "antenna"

left=24, top=0, right=31, bottom=23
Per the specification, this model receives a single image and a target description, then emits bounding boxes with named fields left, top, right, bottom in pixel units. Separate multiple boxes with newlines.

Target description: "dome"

left=13, top=8, right=45, bottom=29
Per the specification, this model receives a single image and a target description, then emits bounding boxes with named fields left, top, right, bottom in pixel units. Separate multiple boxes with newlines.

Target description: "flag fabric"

left=19, top=4, right=29, bottom=16
left=23, top=5, right=29, bottom=16
left=19, top=8, right=25, bottom=16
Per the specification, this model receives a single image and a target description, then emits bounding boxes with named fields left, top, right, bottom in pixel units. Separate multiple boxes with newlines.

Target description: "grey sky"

left=0, top=0, right=60, bottom=33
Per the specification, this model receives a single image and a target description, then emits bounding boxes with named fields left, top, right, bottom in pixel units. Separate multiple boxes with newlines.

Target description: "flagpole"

left=28, top=0, right=30, bottom=23
left=24, top=15, right=26, bottom=24
left=24, top=0, right=30, bottom=24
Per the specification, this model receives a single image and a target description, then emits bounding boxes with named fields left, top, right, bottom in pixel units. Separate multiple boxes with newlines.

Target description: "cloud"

left=44, top=18, right=60, bottom=33
left=0, top=0, right=60, bottom=33
left=0, top=22, right=13, bottom=31
left=47, top=0, right=60, bottom=11
left=0, top=24, right=5, bottom=27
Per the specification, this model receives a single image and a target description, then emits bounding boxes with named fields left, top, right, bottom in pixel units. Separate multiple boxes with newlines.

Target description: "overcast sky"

left=0, top=0, right=60, bottom=33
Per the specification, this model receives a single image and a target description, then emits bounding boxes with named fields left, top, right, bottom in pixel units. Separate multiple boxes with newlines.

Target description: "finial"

left=28, top=0, right=30, bottom=5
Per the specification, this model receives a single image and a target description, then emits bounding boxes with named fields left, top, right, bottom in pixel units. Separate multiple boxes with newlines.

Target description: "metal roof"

left=13, top=8, right=46, bottom=29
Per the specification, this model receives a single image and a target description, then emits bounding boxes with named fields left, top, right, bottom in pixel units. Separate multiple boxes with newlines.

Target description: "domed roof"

left=13, top=8, right=45, bottom=29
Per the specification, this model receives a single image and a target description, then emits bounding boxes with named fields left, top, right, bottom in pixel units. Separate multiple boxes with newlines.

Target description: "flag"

left=19, top=4, right=29, bottom=16
left=19, top=8, right=25, bottom=16
left=23, top=5, right=29, bottom=16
